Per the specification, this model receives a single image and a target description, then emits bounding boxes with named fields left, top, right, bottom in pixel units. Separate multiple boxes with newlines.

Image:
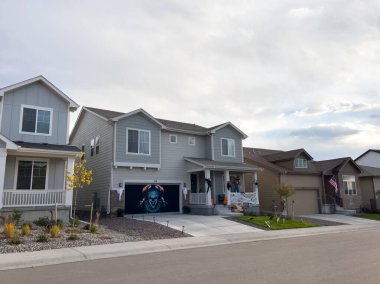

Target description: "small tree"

left=274, top=183, right=295, bottom=216
left=66, top=152, right=93, bottom=219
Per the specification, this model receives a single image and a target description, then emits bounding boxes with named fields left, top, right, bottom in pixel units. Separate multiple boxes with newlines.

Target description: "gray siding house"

left=0, top=76, right=80, bottom=221
left=70, top=107, right=261, bottom=215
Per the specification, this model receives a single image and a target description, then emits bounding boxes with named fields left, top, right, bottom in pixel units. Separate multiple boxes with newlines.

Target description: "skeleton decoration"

left=138, top=184, right=168, bottom=213
left=182, top=185, right=188, bottom=200
left=205, top=178, right=212, bottom=193
left=227, top=181, right=231, bottom=191
left=116, top=183, right=124, bottom=201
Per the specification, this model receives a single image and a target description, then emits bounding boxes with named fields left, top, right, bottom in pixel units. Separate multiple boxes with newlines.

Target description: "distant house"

left=70, top=107, right=261, bottom=215
left=355, top=149, right=380, bottom=168
left=0, top=76, right=80, bottom=221
left=244, top=148, right=364, bottom=215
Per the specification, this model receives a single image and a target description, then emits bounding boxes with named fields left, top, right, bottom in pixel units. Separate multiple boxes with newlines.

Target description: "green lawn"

left=237, top=215, right=319, bottom=230
left=354, top=213, right=380, bottom=221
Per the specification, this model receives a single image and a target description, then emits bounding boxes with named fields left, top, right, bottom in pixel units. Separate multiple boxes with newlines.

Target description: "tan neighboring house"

left=244, top=148, right=322, bottom=215
left=358, top=166, right=380, bottom=211
left=244, top=148, right=364, bottom=215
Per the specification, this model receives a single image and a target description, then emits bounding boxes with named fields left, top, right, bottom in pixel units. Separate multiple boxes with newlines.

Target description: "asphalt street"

left=1, top=228, right=380, bottom=284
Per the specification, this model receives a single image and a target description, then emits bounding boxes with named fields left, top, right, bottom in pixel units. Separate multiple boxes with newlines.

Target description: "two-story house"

left=70, top=107, right=261, bottom=215
left=0, top=76, right=80, bottom=221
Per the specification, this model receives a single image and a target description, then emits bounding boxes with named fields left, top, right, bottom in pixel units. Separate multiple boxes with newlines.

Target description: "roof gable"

left=209, top=122, right=248, bottom=139
left=355, top=149, right=380, bottom=161
left=316, top=157, right=362, bottom=174
left=262, top=148, right=313, bottom=162
left=0, top=76, right=79, bottom=111
left=0, top=133, right=18, bottom=150
left=111, top=108, right=166, bottom=128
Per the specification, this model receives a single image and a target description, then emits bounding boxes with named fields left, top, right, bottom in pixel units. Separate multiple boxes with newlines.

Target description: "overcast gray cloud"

left=1, top=0, right=380, bottom=160
left=290, top=125, right=360, bottom=138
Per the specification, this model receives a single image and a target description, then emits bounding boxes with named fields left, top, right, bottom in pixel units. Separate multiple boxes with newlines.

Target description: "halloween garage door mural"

left=125, top=184, right=180, bottom=214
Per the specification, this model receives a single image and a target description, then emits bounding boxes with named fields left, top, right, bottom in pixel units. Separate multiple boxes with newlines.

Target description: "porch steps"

left=335, top=205, right=357, bottom=216
left=214, top=205, right=243, bottom=217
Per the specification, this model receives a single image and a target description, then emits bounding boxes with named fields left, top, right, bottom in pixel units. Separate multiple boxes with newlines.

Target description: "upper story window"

left=95, top=136, right=100, bottom=154
left=221, top=138, right=235, bottom=157
left=188, top=136, right=196, bottom=146
left=294, top=158, right=308, bottom=168
left=343, top=175, right=357, bottom=195
left=90, top=138, right=95, bottom=156
left=16, top=159, right=48, bottom=190
left=20, top=105, right=53, bottom=136
left=169, top=135, right=177, bottom=144
left=127, top=128, right=151, bottom=155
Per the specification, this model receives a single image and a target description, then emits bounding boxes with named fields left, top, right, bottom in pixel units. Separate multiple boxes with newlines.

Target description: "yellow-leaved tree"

left=67, top=152, right=93, bottom=218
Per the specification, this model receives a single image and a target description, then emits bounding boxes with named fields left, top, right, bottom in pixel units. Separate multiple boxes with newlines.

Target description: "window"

left=16, top=159, right=48, bottom=190
left=294, top=158, right=308, bottom=168
left=81, top=144, right=85, bottom=160
left=90, top=139, right=95, bottom=156
left=343, top=175, right=357, bottom=195
left=127, top=128, right=151, bottom=155
left=95, top=136, right=100, bottom=154
left=188, top=136, right=196, bottom=146
left=20, top=105, right=52, bottom=135
left=221, top=138, right=235, bottom=157
left=169, top=135, right=177, bottom=144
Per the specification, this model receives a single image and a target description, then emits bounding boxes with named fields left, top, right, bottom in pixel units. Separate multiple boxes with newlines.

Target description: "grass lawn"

left=354, top=213, right=380, bottom=221
left=237, top=215, right=319, bottom=230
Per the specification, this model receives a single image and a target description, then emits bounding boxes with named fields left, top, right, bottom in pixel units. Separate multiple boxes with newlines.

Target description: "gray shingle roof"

left=262, top=148, right=313, bottom=162
left=85, top=106, right=124, bottom=119
left=14, top=141, right=80, bottom=152
left=359, top=165, right=380, bottom=177
left=315, top=157, right=362, bottom=174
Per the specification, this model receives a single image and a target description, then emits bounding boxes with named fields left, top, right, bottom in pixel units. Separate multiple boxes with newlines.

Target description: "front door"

left=213, top=172, right=224, bottom=204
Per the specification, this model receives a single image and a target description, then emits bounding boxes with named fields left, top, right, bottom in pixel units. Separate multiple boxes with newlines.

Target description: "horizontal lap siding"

left=70, top=111, right=113, bottom=210
left=1, top=82, right=69, bottom=144
left=213, top=126, right=243, bottom=163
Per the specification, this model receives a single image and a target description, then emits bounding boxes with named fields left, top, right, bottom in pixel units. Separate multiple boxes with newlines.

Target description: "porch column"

left=65, top=156, right=75, bottom=206
left=254, top=171, right=260, bottom=205
left=0, top=149, right=7, bottom=209
left=205, top=169, right=212, bottom=206
left=224, top=170, right=231, bottom=206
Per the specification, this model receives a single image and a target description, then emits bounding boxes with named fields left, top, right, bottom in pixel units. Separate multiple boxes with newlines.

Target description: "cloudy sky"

left=1, top=0, right=380, bottom=160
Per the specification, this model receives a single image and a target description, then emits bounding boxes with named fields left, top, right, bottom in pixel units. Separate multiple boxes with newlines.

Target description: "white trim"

left=294, top=158, right=308, bottom=169
left=169, top=134, right=177, bottom=144
left=126, top=127, right=151, bottom=156
left=241, top=143, right=244, bottom=163
left=0, top=133, right=18, bottom=150
left=10, top=147, right=78, bottom=157
left=113, top=121, right=117, bottom=164
left=84, top=107, right=109, bottom=121
left=0, top=75, right=79, bottom=110
left=221, top=137, right=236, bottom=157
left=211, top=134, right=214, bottom=160
left=113, top=162, right=161, bottom=169
left=14, top=157, right=50, bottom=190
left=123, top=179, right=182, bottom=184
left=209, top=122, right=248, bottom=139
left=187, top=168, right=204, bottom=173
left=159, top=130, right=162, bottom=167
left=112, top=108, right=167, bottom=129
left=163, top=128, right=206, bottom=136
left=188, top=136, right=196, bottom=146
left=66, top=104, right=70, bottom=144
left=0, top=97, right=3, bottom=132
left=19, top=104, right=53, bottom=136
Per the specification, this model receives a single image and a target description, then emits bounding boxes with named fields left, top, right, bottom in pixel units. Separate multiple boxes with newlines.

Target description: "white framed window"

left=188, top=136, right=196, bottom=146
left=15, top=158, right=49, bottom=190
left=19, top=105, right=53, bottom=136
left=221, top=138, right=235, bottom=157
left=126, top=128, right=151, bottom=155
left=90, top=138, right=95, bottom=156
left=169, top=135, right=177, bottom=144
left=343, top=175, right=357, bottom=195
left=95, top=136, right=100, bottom=154
left=294, top=158, right=308, bottom=168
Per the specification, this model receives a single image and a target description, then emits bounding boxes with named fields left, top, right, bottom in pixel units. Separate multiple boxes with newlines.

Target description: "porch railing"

left=3, top=190, right=65, bottom=207
left=190, top=193, right=207, bottom=205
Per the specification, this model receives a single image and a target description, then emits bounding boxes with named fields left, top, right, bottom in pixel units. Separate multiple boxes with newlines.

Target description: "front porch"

left=184, top=157, right=262, bottom=215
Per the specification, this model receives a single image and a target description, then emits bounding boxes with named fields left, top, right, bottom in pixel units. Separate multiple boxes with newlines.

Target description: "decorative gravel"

left=0, top=217, right=190, bottom=254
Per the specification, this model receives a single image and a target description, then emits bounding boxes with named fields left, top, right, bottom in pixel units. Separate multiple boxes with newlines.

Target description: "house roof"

left=14, top=141, right=80, bottom=153
left=243, top=147, right=287, bottom=173
left=80, top=106, right=247, bottom=136
left=355, top=149, right=380, bottom=161
left=359, top=165, right=380, bottom=177
left=184, top=157, right=262, bottom=172
left=315, top=157, right=362, bottom=174
left=0, top=133, right=18, bottom=150
left=261, top=148, right=313, bottom=162
left=0, top=75, right=79, bottom=111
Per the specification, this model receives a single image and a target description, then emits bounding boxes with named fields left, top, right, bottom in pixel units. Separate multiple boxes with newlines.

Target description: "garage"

left=124, top=184, right=180, bottom=214
left=289, top=189, right=319, bottom=215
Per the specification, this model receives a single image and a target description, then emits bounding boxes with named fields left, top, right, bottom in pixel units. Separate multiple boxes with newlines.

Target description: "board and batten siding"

left=70, top=110, right=114, bottom=210
left=115, top=113, right=160, bottom=165
left=4, top=156, right=65, bottom=189
left=1, top=82, right=69, bottom=144
left=212, top=125, right=243, bottom=163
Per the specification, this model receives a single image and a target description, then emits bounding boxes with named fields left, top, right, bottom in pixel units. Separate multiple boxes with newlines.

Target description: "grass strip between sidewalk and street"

left=354, top=213, right=380, bottom=221
left=237, top=216, right=319, bottom=230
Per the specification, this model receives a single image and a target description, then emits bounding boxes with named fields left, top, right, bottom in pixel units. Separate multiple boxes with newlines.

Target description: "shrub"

left=83, top=224, right=97, bottom=233
left=50, top=225, right=60, bottom=238
left=8, top=234, right=22, bottom=245
left=22, top=223, right=31, bottom=236
left=4, top=222, right=15, bottom=239
left=51, top=219, right=64, bottom=229
left=36, top=233, right=49, bottom=243
left=67, top=233, right=79, bottom=241
left=11, top=210, right=23, bottom=225
left=34, top=217, right=50, bottom=228
left=70, top=217, right=80, bottom=227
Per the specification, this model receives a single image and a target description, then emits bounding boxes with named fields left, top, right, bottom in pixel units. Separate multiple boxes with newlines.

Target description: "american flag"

left=329, top=175, right=338, bottom=193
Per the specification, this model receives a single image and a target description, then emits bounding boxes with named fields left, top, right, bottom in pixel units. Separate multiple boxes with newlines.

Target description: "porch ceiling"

left=184, top=157, right=263, bottom=173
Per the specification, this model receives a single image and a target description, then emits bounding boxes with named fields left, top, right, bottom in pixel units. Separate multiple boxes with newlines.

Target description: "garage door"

left=289, top=189, right=319, bottom=215
left=125, top=184, right=180, bottom=214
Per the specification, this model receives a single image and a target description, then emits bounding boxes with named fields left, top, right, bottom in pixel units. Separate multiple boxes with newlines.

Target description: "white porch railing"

left=3, top=190, right=65, bottom=207
left=230, top=192, right=259, bottom=206
left=190, top=193, right=207, bottom=205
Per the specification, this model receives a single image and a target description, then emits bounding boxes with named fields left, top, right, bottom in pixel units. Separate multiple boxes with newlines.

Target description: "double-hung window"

left=16, top=159, right=48, bottom=190
left=343, top=175, right=357, bottom=195
left=294, top=158, right=308, bottom=168
left=221, top=138, right=235, bottom=157
left=20, top=105, right=53, bottom=135
left=127, top=128, right=151, bottom=155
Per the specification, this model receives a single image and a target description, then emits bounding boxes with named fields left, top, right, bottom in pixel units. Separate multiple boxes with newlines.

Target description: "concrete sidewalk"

left=0, top=214, right=379, bottom=271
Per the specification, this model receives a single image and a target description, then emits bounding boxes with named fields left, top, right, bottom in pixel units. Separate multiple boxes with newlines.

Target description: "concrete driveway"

left=129, top=213, right=262, bottom=236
